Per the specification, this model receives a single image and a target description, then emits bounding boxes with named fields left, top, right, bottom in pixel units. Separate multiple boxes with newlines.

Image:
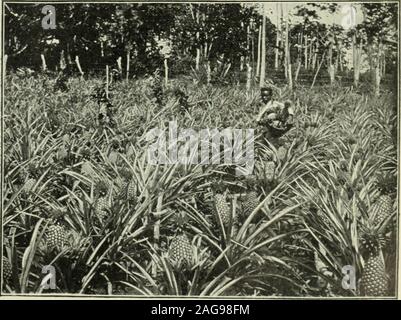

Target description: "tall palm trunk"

left=256, top=25, right=261, bottom=78
left=353, top=33, right=361, bottom=87
left=304, top=35, right=308, bottom=69
left=246, top=24, right=252, bottom=91
left=195, top=7, right=200, bottom=71
left=284, top=11, right=292, bottom=89
left=274, top=3, right=280, bottom=70
left=260, top=10, right=266, bottom=87
left=327, top=36, right=335, bottom=85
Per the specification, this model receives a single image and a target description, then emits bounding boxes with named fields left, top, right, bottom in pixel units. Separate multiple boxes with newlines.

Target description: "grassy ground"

left=2, top=72, right=397, bottom=296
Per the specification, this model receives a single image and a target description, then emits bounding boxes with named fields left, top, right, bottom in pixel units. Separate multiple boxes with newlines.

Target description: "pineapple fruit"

left=360, top=254, right=388, bottom=296
left=24, top=177, right=37, bottom=193
left=95, top=196, right=110, bottom=221
left=243, top=191, right=259, bottom=215
left=46, top=224, right=68, bottom=249
left=2, top=257, right=12, bottom=282
left=264, top=161, right=275, bottom=182
left=371, top=194, right=393, bottom=227
left=21, top=165, right=38, bottom=193
left=169, top=233, right=193, bottom=267
left=81, top=161, right=96, bottom=177
left=277, top=146, right=287, bottom=161
left=119, top=168, right=136, bottom=201
left=126, top=181, right=136, bottom=200
left=95, top=181, right=110, bottom=220
left=168, top=211, right=193, bottom=268
left=240, top=177, right=266, bottom=226
left=213, top=190, right=231, bottom=227
left=359, top=230, right=389, bottom=296
left=242, top=177, right=260, bottom=218
left=371, top=174, right=395, bottom=229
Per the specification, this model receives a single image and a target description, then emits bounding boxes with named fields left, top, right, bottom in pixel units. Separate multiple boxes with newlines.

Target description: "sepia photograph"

left=0, top=1, right=399, bottom=299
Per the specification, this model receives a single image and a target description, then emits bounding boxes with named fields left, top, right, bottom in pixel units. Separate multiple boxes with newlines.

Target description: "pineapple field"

left=0, top=2, right=399, bottom=298
left=1, top=71, right=398, bottom=297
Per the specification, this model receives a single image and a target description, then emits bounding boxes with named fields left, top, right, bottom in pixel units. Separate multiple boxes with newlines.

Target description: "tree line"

left=4, top=3, right=398, bottom=91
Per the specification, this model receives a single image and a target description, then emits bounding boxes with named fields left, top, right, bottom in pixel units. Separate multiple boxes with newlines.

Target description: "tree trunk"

left=126, top=49, right=130, bottom=81
left=117, top=56, right=122, bottom=74
left=40, top=53, right=47, bottom=71
left=295, top=59, right=301, bottom=82
left=374, top=64, right=381, bottom=96
left=328, top=40, right=335, bottom=85
left=353, top=34, right=361, bottom=87
left=100, top=41, right=104, bottom=59
left=164, top=58, right=169, bottom=87
left=106, top=65, right=109, bottom=99
left=246, top=61, right=252, bottom=92
left=75, top=55, right=84, bottom=76
left=311, top=52, right=326, bottom=89
left=256, top=25, right=261, bottom=78
left=240, top=21, right=244, bottom=72
left=260, top=11, right=266, bottom=87
left=328, top=64, right=335, bottom=85
left=304, top=35, right=308, bottom=69
left=274, top=3, right=280, bottom=70
left=4, top=54, right=8, bottom=73
left=251, top=25, right=255, bottom=75
left=206, top=60, right=211, bottom=84
left=59, top=50, right=66, bottom=70
left=195, top=7, right=200, bottom=71
left=285, top=17, right=292, bottom=89
left=312, top=43, right=318, bottom=70
left=66, top=43, right=73, bottom=65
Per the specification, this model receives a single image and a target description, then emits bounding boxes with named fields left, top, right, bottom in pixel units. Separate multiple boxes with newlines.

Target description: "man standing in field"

left=256, top=87, right=294, bottom=146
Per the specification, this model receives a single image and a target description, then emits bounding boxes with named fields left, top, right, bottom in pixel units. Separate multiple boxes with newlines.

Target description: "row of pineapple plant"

left=2, top=72, right=397, bottom=296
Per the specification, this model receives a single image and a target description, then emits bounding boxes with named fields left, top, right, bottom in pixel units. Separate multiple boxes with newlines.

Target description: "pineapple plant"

left=94, top=181, right=111, bottom=221
left=168, top=212, right=193, bottom=269
left=359, top=229, right=389, bottom=296
left=212, top=184, right=232, bottom=227
left=2, top=257, right=12, bottom=283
